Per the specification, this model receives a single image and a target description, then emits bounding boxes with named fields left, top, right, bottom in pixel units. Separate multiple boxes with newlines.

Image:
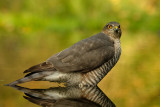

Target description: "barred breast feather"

left=81, top=39, right=121, bottom=86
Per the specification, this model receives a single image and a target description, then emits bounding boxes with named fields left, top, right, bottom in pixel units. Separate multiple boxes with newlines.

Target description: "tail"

left=24, top=62, right=55, bottom=73
left=5, top=71, right=53, bottom=86
left=5, top=61, right=56, bottom=86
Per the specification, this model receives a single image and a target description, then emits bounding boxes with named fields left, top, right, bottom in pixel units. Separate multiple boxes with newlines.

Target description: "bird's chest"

left=81, top=39, right=121, bottom=86
left=114, top=39, right=121, bottom=57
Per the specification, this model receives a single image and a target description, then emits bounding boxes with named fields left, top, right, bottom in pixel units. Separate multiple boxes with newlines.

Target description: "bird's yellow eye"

left=108, top=25, right=112, bottom=29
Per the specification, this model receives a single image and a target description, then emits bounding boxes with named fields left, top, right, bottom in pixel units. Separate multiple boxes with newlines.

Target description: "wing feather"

left=47, top=32, right=114, bottom=72
left=24, top=32, right=114, bottom=74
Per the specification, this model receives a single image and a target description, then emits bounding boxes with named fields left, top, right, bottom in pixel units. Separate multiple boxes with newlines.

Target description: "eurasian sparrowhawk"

left=6, top=21, right=122, bottom=86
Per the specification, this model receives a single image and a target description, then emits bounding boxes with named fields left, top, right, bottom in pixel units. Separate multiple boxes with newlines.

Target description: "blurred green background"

left=0, top=0, right=160, bottom=107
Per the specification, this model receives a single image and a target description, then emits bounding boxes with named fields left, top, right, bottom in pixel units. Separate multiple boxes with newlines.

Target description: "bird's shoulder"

left=65, top=32, right=114, bottom=53
left=49, top=32, right=114, bottom=61
left=46, top=32, right=115, bottom=72
left=75, top=32, right=114, bottom=47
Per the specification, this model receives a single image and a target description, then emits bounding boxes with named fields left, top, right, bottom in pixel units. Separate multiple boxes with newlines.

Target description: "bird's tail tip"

left=4, top=71, right=53, bottom=87
left=4, top=84, right=10, bottom=86
left=4, top=81, right=19, bottom=86
left=4, top=76, right=31, bottom=87
left=4, top=72, right=51, bottom=87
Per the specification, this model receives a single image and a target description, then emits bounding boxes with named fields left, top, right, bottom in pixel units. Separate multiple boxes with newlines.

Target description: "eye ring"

left=108, top=25, right=112, bottom=29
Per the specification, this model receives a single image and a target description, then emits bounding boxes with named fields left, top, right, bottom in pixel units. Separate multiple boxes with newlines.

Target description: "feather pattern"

left=81, top=39, right=121, bottom=86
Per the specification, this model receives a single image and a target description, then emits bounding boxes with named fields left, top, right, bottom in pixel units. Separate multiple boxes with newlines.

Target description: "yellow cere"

left=115, top=26, right=118, bottom=29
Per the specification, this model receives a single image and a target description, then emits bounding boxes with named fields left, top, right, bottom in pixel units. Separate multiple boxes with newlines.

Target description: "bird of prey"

left=6, top=21, right=122, bottom=86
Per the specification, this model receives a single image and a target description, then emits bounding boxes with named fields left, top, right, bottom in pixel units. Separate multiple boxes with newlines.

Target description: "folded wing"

left=24, top=32, right=115, bottom=74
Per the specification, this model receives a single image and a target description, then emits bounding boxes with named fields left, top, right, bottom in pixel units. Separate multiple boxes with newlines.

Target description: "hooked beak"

left=114, top=26, right=119, bottom=33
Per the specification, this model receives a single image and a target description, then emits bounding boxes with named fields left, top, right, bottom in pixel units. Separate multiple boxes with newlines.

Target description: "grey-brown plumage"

left=6, top=21, right=122, bottom=86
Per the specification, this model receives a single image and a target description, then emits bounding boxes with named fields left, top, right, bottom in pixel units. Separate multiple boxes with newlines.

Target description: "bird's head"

left=102, top=22, right=122, bottom=39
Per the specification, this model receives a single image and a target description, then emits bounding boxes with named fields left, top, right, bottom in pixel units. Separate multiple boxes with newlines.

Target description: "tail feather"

left=24, top=62, right=55, bottom=74
left=5, top=71, right=53, bottom=86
